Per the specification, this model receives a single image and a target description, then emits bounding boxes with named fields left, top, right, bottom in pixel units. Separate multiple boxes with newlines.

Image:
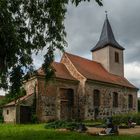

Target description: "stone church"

left=3, top=16, right=138, bottom=123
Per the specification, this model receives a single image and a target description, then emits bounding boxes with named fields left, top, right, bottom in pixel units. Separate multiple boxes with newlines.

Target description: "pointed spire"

left=105, top=10, right=108, bottom=18
left=91, top=14, right=124, bottom=52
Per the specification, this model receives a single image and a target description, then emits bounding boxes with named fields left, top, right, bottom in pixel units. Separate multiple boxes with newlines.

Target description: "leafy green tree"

left=0, top=0, right=103, bottom=97
left=138, top=99, right=140, bottom=112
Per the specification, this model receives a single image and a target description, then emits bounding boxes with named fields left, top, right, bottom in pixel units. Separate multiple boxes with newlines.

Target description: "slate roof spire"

left=91, top=14, right=124, bottom=52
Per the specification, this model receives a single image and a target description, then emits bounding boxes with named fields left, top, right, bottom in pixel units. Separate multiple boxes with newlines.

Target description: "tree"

left=138, top=99, right=140, bottom=112
left=0, top=0, right=103, bottom=97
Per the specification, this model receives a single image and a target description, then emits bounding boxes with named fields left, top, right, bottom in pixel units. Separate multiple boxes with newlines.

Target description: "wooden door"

left=20, top=106, right=31, bottom=123
left=60, top=88, right=74, bottom=120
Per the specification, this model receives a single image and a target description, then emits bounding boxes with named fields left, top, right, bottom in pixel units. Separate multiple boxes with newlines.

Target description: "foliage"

left=138, top=99, right=140, bottom=112
left=45, top=120, right=87, bottom=131
left=0, top=87, right=26, bottom=107
left=30, top=90, right=38, bottom=124
left=0, top=108, right=4, bottom=123
left=112, top=113, right=140, bottom=125
left=0, top=0, right=103, bottom=98
left=82, top=119, right=103, bottom=127
left=7, top=88, right=26, bottom=104
left=1, top=124, right=140, bottom=140
left=45, top=120, right=77, bottom=129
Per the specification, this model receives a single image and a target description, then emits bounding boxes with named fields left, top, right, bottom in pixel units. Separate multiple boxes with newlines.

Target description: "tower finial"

left=105, top=11, right=108, bottom=18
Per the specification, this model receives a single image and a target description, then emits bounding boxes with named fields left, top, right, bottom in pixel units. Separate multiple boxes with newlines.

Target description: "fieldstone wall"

left=16, top=54, right=138, bottom=122
left=36, top=77, right=78, bottom=122
left=61, top=54, right=87, bottom=119
left=3, top=106, right=16, bottom=123
left=85, top=80, right=137, bottom=120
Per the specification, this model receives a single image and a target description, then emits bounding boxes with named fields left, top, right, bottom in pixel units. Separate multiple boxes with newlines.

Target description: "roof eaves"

left=55, top=77, right=79, bottom=83
left=3, top=93, right=34, bottom=107
left=86, top=78, right=137, bottom=90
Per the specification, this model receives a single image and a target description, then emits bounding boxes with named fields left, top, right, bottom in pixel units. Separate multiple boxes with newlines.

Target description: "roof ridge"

left=65, top=52, right=101, bottom=65
left=3, top=93, right=34, bottom=107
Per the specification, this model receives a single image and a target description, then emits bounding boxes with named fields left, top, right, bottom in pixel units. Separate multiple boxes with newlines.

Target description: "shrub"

left=31, top=114, right=38, bottom=124
left=45, top=120, right=64, bottom=129
left=45, top=120, right=87, bottom=131
left=82, top=119, right=103, bottom=127
left=0, top=108, right=4, bottom=123
left=112, top=113, right=140, bottom=126
left=138, top=99, right=140, bottom=112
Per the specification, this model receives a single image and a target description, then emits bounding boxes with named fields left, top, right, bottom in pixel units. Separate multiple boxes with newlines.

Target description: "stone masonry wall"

left=61, top=54, right=87, bottom=119
left=85, top=81, right=137, bottom=120
left=36, top=77, right=78, bottom=122
left=3, top=106, right=16, bottom=123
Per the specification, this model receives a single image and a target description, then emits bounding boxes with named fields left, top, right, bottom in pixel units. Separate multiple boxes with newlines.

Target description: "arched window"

left=128, top=95, right=133, bottom=108
left=113, top=92, right=118, bottom=107
left=93, top=90, right=100, bottom=107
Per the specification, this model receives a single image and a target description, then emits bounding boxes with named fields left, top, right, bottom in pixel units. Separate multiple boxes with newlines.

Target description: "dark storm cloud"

left=1, top=0, right=140, bottom=95
left=32, top=0, right=140, bottom=66
left=65, top=0, right=140, bottom=64
left=64, top=0, right=140, bottom=91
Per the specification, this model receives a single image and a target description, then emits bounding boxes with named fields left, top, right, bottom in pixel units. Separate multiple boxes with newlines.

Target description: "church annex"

left=3, top=16, right=138, bottom=123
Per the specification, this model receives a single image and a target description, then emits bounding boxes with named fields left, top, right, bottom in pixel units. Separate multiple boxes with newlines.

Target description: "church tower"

left=91, top=15, right=125, bottom=77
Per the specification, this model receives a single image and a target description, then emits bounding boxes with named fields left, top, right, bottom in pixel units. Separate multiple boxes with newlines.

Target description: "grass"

left=82, top=119, right=104, bottom=127
left=0, top=124, right=140, bottom=140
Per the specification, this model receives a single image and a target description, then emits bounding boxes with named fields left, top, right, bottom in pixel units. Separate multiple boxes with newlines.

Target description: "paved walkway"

left=87, top=126, right=140, bottom=135
left=119, top=126, right=140, bottom=135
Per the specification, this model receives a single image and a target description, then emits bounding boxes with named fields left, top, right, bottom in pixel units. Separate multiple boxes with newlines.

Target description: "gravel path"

left=119, top=126, right=140, bottom=135
left=87, top=126, right=140, bottom=135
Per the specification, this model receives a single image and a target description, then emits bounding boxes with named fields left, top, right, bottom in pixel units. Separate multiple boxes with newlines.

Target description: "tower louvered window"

left=115, top=52, right=119, bottom=63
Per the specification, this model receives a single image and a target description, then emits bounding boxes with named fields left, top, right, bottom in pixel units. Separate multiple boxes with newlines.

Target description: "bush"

left=82, top=119, right=103, bottom=127
left=45, top=120, right=87, bottom=131
left=45, top=120, right=67, bottom=129
left=138, top=99, right=140, bottom=112
left=31, top=114, right=38, bottom=124
left=131, top=113, right=140, bottom=125
left=112, top=113, right=140, bottom=126
left=0, top=108, right=4, bottom=123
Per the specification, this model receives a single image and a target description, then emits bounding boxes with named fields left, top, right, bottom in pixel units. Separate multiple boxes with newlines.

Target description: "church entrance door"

left=59, top=88, right=74, bottom=120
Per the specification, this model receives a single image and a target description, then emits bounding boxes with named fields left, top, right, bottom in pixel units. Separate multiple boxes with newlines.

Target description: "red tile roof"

left=65, top=52, right=137, bottom=89
left=37, top=62, right=77, bottom=81
left=3, top=93, right=33, bottom=107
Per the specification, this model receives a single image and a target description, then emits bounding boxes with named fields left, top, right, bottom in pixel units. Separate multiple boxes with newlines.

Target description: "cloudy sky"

left=63, top=0, right=140, bottom=92
left=65, top=0, right=140, bottom=93
left=0, top=0, right=140, bottom=95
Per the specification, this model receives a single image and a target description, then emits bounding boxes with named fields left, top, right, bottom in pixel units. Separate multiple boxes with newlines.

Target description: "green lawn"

left=0, top=124, right=140, bottom=140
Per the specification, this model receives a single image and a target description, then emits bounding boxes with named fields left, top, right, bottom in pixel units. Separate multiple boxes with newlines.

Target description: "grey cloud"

left=1, top=0, right=140, bottom=95
left=64, top=0, right=140, bottom=91
left=65, top=0, right=140, bottom=64
left=32, top=0, right=140, bottom=68
left=33, top=0, right=140, bottom=88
